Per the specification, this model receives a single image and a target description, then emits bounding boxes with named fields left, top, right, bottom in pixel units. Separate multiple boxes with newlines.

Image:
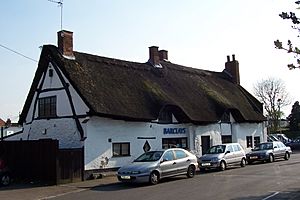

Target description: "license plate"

left=250, top=156, right=258, bottom=159
left=121, top=176, right=131, bottom=180
left=202, top=163, right=211, bottom=166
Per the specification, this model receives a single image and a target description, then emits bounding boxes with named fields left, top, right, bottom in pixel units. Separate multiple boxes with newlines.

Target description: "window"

left=159, top=111, right=172, bottom=123
left=222, top=135, right=232, bottom=144
left=38, top=96, right=57, bottom=118
left=162, top=137, right=187, bottom=149
left=221, top=111, right=230, bottom=122
left=246, top=136, right=253, bottom=148
left=254, top=136, right=261, bottom=147
left=112, top=143, right=130, bottom=157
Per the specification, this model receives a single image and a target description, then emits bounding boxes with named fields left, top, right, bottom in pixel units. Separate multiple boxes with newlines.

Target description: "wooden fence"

left=0, top=139, right=83, bottom=185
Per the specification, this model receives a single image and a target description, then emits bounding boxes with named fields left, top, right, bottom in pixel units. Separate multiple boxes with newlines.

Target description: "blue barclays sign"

left=163, top=128, right=187, bottom=134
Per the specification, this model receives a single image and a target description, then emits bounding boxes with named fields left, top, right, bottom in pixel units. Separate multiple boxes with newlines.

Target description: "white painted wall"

left=194, top=124, right=222, bottom=157
left=232, top=122, right=265, bottom=152
left=11, top=61, right=89, bottom=148
left=84, top=117, right=191, bottom=170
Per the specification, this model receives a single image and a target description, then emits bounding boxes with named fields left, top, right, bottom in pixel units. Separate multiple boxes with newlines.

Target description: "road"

left=52, top=153, right=300, bottom=200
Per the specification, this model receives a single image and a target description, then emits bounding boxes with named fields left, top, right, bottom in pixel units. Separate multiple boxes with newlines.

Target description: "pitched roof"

left=19, top=45, right=265, bottom=124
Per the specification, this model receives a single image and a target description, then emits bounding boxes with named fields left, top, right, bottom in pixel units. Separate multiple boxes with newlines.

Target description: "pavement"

left=0, top=172, right=118, bottom=200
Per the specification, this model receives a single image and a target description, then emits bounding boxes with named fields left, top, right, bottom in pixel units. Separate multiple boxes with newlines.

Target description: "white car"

left=117, top=148, right=198, bottom=185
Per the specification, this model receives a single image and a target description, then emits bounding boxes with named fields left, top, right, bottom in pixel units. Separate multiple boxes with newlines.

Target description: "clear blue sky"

left=1, top=0, right=299, bottom=122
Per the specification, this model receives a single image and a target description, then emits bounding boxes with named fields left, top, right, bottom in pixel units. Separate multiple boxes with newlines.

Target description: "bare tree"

left=274, top=1, right=300, bottom=69
left=253, top=78, right=291, bottom=133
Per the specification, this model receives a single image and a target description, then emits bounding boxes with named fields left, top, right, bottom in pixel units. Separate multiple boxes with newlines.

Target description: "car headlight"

left=211, top=157, right=219, bottom=162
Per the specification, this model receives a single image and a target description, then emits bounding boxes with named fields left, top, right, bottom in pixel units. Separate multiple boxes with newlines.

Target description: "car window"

left=174, top=150, right=187, bottom=159
left=134, top=151, right=163, bottom=162
left=226, top=145, right=234, bottom=153
left=163, top=150, right=174, bottom=161
left=207, top=145, right=226, bottom=154
left=233, top=144, right=241, bottom=152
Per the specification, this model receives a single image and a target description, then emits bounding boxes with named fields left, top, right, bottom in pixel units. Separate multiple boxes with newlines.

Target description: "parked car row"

left=117, top=141, right=292, bottom=185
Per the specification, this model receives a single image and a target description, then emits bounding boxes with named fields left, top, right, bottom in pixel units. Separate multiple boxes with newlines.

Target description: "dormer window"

left=221, top=111, right=230, bottom=122
left=159, top=111, right=172, bottom=124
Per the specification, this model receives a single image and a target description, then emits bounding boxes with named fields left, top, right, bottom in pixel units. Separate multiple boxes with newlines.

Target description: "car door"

left=273, top=142, right=281, bottom=158
left=224, top=145, right=235, bottom=164
left=174, top=149, right=189, bottom=174
left=160, top=150, right=176, bottom=178
left=233, top=144, right=244, bottom=163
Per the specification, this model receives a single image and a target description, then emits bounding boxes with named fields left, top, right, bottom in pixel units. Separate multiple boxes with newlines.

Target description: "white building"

left=10, top=30, right=266, bottom=172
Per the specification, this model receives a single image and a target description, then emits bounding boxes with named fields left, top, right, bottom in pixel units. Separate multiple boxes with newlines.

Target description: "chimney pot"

left=232, top=54, right=235, bottom=61
left=227, top=55, right=230, bottom=62
left=57, top=30, right=74, bottom=58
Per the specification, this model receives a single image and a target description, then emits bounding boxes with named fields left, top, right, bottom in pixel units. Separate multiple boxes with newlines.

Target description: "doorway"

left=201, top=136, right=210, bottom=154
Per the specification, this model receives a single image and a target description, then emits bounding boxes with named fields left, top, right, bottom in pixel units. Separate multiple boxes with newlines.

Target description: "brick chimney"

left=57, top=30, right=74, bottom=58
left=225, top=54, right=240, bottom=84
left=159, top=50, right=168, bottom=61
left=148, top=46, right=162, bottom=68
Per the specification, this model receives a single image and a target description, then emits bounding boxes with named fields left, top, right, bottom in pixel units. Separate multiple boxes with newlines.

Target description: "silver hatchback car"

left=117, top=148, right=198, bottom=184
left=198, top=143, right=246, bottom=171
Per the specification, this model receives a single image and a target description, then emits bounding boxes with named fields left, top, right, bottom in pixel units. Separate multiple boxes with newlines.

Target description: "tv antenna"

left=48, top=0, right=63, bottom=30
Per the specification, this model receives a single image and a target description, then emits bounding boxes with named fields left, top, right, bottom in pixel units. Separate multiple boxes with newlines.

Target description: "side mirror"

left=274, top=146, right=278, bottom=149
left=225, top=151, right=230, bottom=154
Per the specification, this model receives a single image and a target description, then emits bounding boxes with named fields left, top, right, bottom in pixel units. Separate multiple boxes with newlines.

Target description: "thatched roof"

left=19, top=45, right=265, bottom=124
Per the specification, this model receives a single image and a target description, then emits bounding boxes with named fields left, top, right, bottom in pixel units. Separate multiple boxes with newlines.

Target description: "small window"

left=159, top=111, right=172, bottom=123
left=246, top=136, right=253, bottom=148
left=174, top=150, right=187, bottom=159
left=38, top=96, right=57, bottom=118
left=222, top=135, right=232, bottom=144
left=221, top=111, right=230, bottom=122
left=254, top=136, right=261, bottom=147
left=112, top=143, right=130, bottom=157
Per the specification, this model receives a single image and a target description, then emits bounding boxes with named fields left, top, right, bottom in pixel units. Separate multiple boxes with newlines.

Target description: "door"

left=160, top=150, right=176, bottom=178
left=224, top=144, right=236, bottom=164
left=174, top=149, right=190, bottom=174
left=201, top=136, right=210, bottom=155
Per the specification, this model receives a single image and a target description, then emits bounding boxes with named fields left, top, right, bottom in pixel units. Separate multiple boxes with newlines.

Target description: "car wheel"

left=240, top=158, right=246, bottom=167
left=0, top=174, right=11, bottom=186
left=149, top=171, right=159, bottom=185
left=187, top=165, right=196, bottom=178
left=219, top=161, right=226, bottom=171
left=284, top=152, right=290, bottom=160
left=268, top=154, right=274, bottom=163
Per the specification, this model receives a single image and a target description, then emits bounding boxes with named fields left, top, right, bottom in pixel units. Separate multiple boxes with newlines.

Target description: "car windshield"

left=206, top=145, right=226, bottom=154
left=134, top=151, right=164, bottom=162
left=253, top=143, right=273, bottom=151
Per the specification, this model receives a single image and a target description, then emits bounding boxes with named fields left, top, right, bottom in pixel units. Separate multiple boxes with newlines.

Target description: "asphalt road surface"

left=52, top=152, right=300, bottom=200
